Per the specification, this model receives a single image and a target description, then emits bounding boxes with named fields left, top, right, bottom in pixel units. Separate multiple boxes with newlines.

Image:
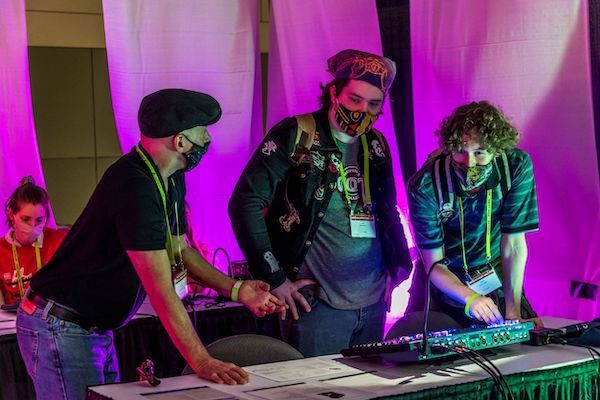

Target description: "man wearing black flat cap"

left=229, top=50, right=412, bottom=356
left=16, top=88, right=284, bottom=400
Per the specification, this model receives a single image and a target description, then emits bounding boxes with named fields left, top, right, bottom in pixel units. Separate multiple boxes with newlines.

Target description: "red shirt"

left=0, top=227, right=67, bottom=304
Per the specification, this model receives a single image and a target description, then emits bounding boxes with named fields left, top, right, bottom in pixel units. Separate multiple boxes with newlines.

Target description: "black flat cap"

left=138, top=88, right=222, bottom=138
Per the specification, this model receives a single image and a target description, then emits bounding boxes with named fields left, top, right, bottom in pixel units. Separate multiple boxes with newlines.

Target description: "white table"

left=87, top=317, right=600, bottom=400
left=0, top=310, right=16, bottom=335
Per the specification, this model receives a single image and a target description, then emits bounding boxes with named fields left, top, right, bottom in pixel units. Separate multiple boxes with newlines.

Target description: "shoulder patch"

left=263, top=251, right=280, bottom=273
left=371, top=139, right=386, bottom=158
left=262, top=140, right=278, bottom=156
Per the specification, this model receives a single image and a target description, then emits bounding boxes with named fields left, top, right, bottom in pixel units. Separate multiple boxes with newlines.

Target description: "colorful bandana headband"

left=327, top=49, right=397, bottom=92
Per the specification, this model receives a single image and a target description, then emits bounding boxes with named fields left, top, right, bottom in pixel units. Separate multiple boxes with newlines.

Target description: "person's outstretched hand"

left=271, top=278, right=316, bottom=320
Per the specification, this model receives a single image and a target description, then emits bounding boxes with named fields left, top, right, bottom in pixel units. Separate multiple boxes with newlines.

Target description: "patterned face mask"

left=452, top=160, right=494, bottom=191
left=334, top=103, right=378, bottom=137
left=181, top=135, right=209, bottom=172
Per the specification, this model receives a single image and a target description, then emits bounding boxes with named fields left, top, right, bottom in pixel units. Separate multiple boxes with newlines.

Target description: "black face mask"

left=181, top=135, right=209, bottom=172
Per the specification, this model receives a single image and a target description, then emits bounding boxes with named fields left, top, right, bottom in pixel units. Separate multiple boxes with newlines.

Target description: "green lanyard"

left=11, top=237, right=42, bottom=298
left=330, top=131, right=372, bottom=211
left=136, top=145, right=181, bottom=265
left=457, top=189, right=492, bottom=280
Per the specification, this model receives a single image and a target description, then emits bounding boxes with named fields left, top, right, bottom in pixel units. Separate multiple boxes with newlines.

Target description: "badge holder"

left=458, top=190, right=499, bottom=295
left=172, top=261, right=188, bottom=300
left=350, top=208, right=377, bottom=238
left=466, top=264, right=502, bottom=295
left=333, top=131, right=376, bottom=239
left=137, top=146, right=189, bottom=301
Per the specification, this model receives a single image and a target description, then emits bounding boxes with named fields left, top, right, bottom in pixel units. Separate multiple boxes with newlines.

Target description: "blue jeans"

left=16, top=303, right=119, bottom=400
left=283, top=291, right=387, bottom=357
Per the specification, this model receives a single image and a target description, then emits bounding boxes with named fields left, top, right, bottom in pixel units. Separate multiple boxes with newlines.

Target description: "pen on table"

left=319, top=370, right=377, bottom=382
left=397, top=377, right=414, bottom=385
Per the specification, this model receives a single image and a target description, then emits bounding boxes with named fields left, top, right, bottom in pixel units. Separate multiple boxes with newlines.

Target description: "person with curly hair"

left=404, top=101, right=542, bottom=329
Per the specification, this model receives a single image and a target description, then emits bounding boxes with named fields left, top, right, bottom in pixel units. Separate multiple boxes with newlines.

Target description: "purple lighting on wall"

left=410, top=0, right=600, bottom=320
left=102, top=0, right=263, bottom=273
left=0, top=0, right=54, bottom=229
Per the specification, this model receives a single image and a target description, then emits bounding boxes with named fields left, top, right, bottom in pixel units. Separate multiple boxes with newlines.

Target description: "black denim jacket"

left=229, top=108, right=412, bottom=289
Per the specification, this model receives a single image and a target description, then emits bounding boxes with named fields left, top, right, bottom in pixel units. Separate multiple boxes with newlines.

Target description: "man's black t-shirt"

left=31, top=145, right=187, bottom=330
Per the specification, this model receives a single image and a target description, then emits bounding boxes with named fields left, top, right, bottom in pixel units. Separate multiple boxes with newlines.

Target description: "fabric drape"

left=0, top=0, right=53, bottom=228
left=102, top=0, right=263, bottom=260
left=410, top=0, right=600, bottom=319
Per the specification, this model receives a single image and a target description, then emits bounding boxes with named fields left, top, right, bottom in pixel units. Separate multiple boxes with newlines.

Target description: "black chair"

left=386, top=311, right=461, bottom=340
left=182, top=334, right=303, bottom=375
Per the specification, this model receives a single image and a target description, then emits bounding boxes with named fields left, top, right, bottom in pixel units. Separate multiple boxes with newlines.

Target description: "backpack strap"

left=432, top=153, right=456, bottom=222
left=293, top=113, right=317, bottom=151
left=278, top=114, right=318, bottom=230
left=433, top=151, right=512, bottom=223
left=289, top=113, right=317, bottom=167
left=494, top=151, right=512, bottom=197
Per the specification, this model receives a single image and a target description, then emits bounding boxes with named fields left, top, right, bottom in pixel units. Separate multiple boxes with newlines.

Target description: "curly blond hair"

left=436, top=101, right=519, bottom=154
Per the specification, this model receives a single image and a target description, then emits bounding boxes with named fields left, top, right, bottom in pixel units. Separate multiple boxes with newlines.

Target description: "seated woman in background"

left=0, top=177, right=67, bottom=305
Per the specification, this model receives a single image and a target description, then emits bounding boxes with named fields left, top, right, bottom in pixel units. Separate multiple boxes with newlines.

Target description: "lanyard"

left=331, top=131, right=372, bottom=211
left=457, top=189, right=492, bottom=279
left=136, top=145, right=181, bottom=266
left=11, top=238, right=41, bottom=298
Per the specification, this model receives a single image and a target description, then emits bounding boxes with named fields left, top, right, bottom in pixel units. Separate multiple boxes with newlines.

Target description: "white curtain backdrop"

left=411, top=0, right=600, bottom=320
left=0, top=0, right=53, bottom=229
left=267, top=0, right=413, bottom=316
left=102, top=0, right=263, bottom=264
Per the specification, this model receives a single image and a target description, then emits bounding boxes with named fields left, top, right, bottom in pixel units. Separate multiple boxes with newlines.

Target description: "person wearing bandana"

left=16, top=89, right=284, bottom=400
left=229, top=50, right=412, bottom=356
left=0, top=177, right=66, bottom=306
left=405, top=101, right=542, bottom=329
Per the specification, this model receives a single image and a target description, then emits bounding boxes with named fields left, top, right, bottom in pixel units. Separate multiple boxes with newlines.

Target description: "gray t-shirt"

left=298, top=138, right=385, bottom=310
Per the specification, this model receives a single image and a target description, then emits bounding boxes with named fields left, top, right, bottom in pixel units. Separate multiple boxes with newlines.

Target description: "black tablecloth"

left=0, top=333, right=34, bottom=400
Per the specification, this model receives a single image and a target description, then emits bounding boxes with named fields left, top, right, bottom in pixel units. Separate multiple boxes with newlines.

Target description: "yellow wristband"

left=231, top=280, right=244, bottom=302
left=464, top=293, right=481, bottom=318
